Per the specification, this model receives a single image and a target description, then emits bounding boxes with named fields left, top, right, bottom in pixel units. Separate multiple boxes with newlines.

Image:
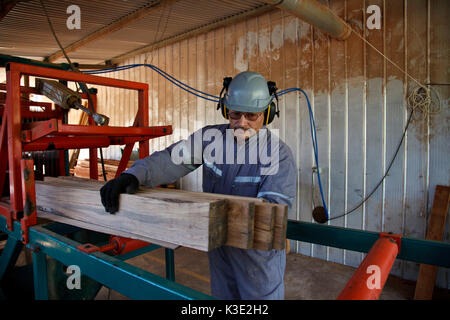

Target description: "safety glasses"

left=228, top=111, right=263, bottom=121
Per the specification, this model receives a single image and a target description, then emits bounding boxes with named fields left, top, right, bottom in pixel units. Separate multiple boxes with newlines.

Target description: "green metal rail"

left=0, top=216, right=214, bottom=300
left=286, top=219, right=450, bottom=268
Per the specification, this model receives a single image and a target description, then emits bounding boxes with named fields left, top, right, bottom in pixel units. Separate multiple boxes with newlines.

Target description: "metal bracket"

left=379, top=232, right=402, bottom=253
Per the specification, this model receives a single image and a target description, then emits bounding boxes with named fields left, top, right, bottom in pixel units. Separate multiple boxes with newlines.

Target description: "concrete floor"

left=93, top=246, right=450, bottom=300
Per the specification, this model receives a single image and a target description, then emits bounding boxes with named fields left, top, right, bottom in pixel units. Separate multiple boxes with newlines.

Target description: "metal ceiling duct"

left=263, top=0, right=352, bottom=40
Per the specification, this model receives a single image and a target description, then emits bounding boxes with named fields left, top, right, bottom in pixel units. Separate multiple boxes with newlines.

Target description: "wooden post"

left=413, top=185, right=450, bottom=300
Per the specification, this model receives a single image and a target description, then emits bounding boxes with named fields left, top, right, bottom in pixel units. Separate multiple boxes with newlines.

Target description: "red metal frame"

left=0, top=62, right=172, bottom=243
left=77, top=236, right=150, bottom=255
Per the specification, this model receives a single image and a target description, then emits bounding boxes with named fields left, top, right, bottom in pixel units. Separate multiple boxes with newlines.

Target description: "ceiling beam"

left=108, top=4, right=276, bottom=65
left=45, top=0, right=179, bottom=63
left=0, top=0, right=31, bottom=21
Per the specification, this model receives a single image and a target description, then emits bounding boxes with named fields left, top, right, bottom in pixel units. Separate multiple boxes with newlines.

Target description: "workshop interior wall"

left=90, top=0, right=448, bottom=288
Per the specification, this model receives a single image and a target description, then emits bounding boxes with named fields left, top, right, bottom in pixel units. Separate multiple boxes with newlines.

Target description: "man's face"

left=228, top=110, right=264, bottom=140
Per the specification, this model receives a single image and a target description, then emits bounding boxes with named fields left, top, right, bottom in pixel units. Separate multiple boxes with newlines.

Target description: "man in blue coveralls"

left=100, top=71, right=297, bottom=300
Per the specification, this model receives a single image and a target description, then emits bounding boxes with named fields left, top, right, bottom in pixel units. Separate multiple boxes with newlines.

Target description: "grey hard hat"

left=223, top=71, right=273, bottom=113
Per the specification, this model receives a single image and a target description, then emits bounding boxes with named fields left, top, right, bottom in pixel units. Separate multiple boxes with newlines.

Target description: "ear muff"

left=217, top=77, right=233, bottom=119
left=264, top=101, right=277, bottom=125
left=264, top=81, right=280, bottom=125
left=222, top=101, right=229, bottom=119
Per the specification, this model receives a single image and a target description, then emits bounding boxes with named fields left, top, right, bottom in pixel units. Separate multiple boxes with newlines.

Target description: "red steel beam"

left=55, top=121, right=171, bottom=137
left=20, top=159, right=37, bottom=244
left=6, top=63, right=148, bottom=91
left=337, top=235, right=400, bottom=300
left=23, top=136, right=111, bottom=151
left=6, top=63, right=23, bottom=217
left=0, top=113, right=8, bottom=198
left=0, top=107, right=60, bottom=119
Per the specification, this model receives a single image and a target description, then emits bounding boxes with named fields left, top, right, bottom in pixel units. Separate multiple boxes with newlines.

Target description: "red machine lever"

left=77, top=236, right=150, bottom=255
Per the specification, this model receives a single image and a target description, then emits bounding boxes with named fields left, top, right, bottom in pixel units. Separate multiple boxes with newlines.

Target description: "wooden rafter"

left=45, top=0, right=179, bottom=63
left=0, top=0, right=31, bottom=21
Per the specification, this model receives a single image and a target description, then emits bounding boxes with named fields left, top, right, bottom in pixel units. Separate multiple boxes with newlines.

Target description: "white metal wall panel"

left=76, top=0, right=449, bottom=288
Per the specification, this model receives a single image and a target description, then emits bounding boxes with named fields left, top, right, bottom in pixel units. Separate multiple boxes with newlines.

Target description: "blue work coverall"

left=124, top=124, right=297, bottom=299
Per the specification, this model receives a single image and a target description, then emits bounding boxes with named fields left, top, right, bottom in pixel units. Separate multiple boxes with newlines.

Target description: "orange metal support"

left=337, top=234, right=400, bottom=300
left=77, top=236, right=150, bottom=255
left=110, top=236, right=150, bottom=255
left=20, top=159, right=37, bottom=243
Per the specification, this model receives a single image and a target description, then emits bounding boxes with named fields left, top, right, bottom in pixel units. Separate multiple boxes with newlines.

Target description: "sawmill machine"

left=0, top=59, right=213, bottom=299
left=0, top=55, right=449, bottom=300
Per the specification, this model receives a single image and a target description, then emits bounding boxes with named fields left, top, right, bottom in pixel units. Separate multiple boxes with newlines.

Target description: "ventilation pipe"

left=264, top=0, right=352, bottom=40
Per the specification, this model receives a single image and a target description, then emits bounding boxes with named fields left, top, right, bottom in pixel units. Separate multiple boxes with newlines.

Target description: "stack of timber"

left=35, top=177, right=288, bottom=252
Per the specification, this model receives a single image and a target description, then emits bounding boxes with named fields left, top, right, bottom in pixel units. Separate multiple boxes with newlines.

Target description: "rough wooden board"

left=55, top=177, right=256, bottom=250
left=36, top=209, right=179, bottom=250
left=272, top=204, right=289, bottom=251
left=36, top=179, right=228, bottom=252
left=253, top=204, right=275, bottom=251
left=48, top=176, right=289, bottom=251
left=414, top=185, right=450, bottom=300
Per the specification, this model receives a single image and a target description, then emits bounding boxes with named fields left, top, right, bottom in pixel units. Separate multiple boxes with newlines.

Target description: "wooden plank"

left=414, top=185, right=450, bottom=300
left=143, top=188, right=256, bottom=249
left=253, top=204, right=275, bottom=251
left=52, top=176, right=288, bottom=251
left=45, top=177, right=256, bottom=250
left=36, top=209, right=179, bottom=250
left=272, top=203, right=288, bottom=250
left=35, top=178, right=228, bottom=252
left=123, top=188, right=288, bottom=251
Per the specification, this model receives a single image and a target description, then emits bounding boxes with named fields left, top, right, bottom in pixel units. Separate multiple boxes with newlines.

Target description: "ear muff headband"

left=265, top=103, right=271, bottom=125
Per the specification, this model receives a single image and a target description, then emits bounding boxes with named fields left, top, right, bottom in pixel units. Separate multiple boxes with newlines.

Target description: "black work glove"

left=100, top=173, right=139, bottom=214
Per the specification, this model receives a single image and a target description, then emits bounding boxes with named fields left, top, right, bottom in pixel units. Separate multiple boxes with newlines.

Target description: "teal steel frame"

left=1, top=216, right=449, bottom=300
left=0, top=216, right=213, bottom=299
left=287, top=219, right=450, bottom=268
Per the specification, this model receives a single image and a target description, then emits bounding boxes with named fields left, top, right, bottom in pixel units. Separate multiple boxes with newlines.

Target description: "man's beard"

left=233, top=127, right=257, bottom=143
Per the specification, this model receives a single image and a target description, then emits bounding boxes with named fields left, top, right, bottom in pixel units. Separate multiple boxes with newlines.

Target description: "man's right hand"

left=100, top=173, right=139, bottom=214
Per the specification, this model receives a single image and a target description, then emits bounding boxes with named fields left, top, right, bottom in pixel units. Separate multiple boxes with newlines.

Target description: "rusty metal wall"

left=91, top=0, right=449, bottom=288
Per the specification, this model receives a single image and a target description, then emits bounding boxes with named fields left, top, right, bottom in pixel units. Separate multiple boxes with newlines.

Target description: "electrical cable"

left=40, top=0, right=107, bottom=181
left=327, top=108, right=414, bottom=222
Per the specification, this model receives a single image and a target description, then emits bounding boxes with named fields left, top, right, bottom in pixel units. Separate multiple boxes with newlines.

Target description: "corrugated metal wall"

left=74, top=0, right=448, bottom=288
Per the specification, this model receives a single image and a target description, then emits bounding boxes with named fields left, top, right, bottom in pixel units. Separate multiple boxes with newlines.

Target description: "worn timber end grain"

left=207, top=199, right=229, bottom=251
